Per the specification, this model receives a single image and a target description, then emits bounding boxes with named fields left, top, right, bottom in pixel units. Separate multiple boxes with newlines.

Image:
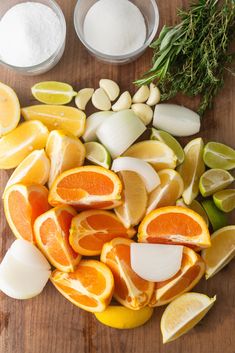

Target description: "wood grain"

left=0, top=1, right=234, bottom=353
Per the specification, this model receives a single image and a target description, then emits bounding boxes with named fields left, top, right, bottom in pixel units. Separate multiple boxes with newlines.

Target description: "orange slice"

left=138, top=206, right=211, bottom=250
left=4, top=184, right=50, bottom=243
left=34, top=205, right=81, bottom=272
left=150, top=247, right=205, bottom=306
left=51, top=260, right=114, bottom=312
left=69, top=210, right=136, bottom=256
left=0, top=82, right=20, bottom=136
left=101, top=238, right=154, bottom=310
left=48, top=166, right=122, bottom=210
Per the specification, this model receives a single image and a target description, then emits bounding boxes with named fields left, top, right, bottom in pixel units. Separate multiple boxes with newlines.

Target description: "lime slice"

left=151, top=128, right=184, bottom=165
left=203, top=142, right=235, bottom=170
left=31, top=81, right=77, bottom=105
left=213, top=189, right=235, bottom=213
left=202, top=199, right=227, bottom=231
left=199, top=169, right=234, bottom=197
left=84, top=141, right=112, bottom=169
left=177, top=138, right=205, bottom=205
left=176, top=198, right=209, bottom=227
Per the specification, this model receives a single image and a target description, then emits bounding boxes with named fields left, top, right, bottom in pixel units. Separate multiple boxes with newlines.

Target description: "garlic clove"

left=112, top=91, right=132, bottom=111
left=92, top=88, right=111, bottom=111
left=132, top=85, right=150, bottom=103
left=99, top=79, right=120, bottom=101
left=146, top=83, right=161, bottom=106
left=75, top=88, right=94, bottom=110
left=131, top=103, right=153, bottom=125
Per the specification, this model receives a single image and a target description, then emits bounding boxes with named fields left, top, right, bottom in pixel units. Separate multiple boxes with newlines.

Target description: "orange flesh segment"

left=146, top=213, right=202, bottom=239
left=69, top=266, right=106, bottom=295
left=58, top=211, right=78, bottom=259
left=55, top=283, right=98, bottom=307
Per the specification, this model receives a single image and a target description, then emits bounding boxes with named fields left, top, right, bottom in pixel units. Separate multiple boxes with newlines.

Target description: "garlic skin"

left=131, top=103, right=153, bottom=125
left=112, top=91, right=132, bottom=111
left=132, top=85, right=150, bottom=103
left=75, top=88, right=94, bottom=110
left=92, top=88, right=111, bottom=111
left=99, top=79, right=120, bottom=101
left=146, top=83, right=161, bottom=106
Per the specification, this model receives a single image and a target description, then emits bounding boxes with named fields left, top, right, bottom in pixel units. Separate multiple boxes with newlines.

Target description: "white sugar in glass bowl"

left=0, top=0, right=66, bottom=75
left=74, top=0, right=159, bottom=64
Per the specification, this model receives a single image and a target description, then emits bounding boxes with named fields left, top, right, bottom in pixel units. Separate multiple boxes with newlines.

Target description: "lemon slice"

left=114, top=170, right=148, bottom=228
left=202, top=226, right=235, bottom=279
left=202, top=199, right=227, bottom=231
left=0, top=121, right=49, bottom=169
left=46, top=130, right=85, bottom=188
left=147, top=169, right=184, bottom=214
left=151, top=128, right=185, bottom=165
left=161, top=292, right=216, bottom=343
left=178, top=138, right=205, bottom=205
left=176, top=198, right=209, bottom=227
left=31, top=81, right=77, bottom=105
left=213, top=189, right=235, bottom=213
left=199, top=169, right=234, bottom=197
left=0, top=82, right=20, bottom=137
left=21, top=105, right=86, bottom=137
left=3, top=149, right=50, bottom=196
left=203, top=142, right=235, bottom=170
left=94, top=305, right=154, bottom=329
left=84, top=141, right=111, bottom=169
left=123, top=140, right=177, bottom=171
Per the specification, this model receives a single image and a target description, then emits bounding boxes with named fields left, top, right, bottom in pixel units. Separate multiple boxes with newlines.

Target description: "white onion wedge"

left=112, top=157, right=160, bottom=193
left=0, top=240, right=51, bottom=300
left=82, top=111, right=113, bottom=142
left=153, top=104, right=201, bottom=137
left=96, top=110, right=146, bottom=158
left=130, top=243, right=183, bottom=282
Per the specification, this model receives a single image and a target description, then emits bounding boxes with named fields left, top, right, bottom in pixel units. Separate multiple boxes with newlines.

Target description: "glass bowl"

left=0, top=0, right=66, bottom=75
left=74, top=0, right=159, bottom=64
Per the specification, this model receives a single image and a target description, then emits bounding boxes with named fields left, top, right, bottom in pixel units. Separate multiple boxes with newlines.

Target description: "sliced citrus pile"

left=114, top=171, right=148, bottom=228
left=161, top=292, right=216, bottom=343
left=147, top=169, right=184, bottom=214
left=48, top=166, right=122, bottom=209
left=69, top=210, right=135, bottom=256
left=0, top=82, right=20, bottom=137
left=0, top=121, right=49, bottom=169
left=31, top=81, right=77, bottom=105
left=46, top=130, right=85, bottom=188
left=94, top=305, right=154, bottom=329
left=4, top=184, right=50, bottom=243
left=203, top=142, right=235, bottom=170
left=176, top=199, right=209, bottom=227
left=201, top=226, right=235, bottom=279
left=51, top=260, right=114, bottom=312
left=213, top=189, right=235, bottom=213
left=34, top=205, right=81, bottom=272
left=178, top=138, right=205, bottom=205
left=199, top=169, right=234, bottom=197
left=138, top=206, right=211, bottom=250
left=150, top=247, right=205, bottom=306
left=101, top=238, right=154, bottom=310
left=21, top=105, right=86, bottom=137
left=123, top=140, right=177, bottom=170
left=4, top=150, right=50, bottom=196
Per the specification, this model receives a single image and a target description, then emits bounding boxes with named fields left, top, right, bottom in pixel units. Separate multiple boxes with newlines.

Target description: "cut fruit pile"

left=0, top=80, right=234, bottom=344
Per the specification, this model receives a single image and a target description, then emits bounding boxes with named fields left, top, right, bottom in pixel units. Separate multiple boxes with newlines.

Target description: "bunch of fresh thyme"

left=135, top=0, right=235, bottom=116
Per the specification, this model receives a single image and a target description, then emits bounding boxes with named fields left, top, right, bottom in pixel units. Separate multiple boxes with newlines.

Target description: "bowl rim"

left=0, top=0, right=67, bottom=71
left=73, top=0, right=159, bottom=61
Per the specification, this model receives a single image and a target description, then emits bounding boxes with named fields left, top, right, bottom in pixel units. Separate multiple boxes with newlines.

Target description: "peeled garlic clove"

left=99, top=79, right=120, bottom=101
left=146, top=83, right=161, bottom=106
left=132, top=85, right=150, bottom=103
left=131, top=103, right=153, bottom=125
left=75, top=88, right=94, bottom=110
left=92, top=88, right=111, bottom=111
left=112, top=91, right=132, bottom=111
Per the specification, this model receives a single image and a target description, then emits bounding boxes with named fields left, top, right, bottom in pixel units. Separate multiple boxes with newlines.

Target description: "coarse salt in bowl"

left=0, top=0, right=66, bottom=75
left=74, top=0, right=159, bottom=64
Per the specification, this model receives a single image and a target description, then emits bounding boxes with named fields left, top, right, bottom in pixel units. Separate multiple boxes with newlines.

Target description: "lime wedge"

left=199, top=169, right=234, bottom=197
left=177, top=138, right=205, bottom=205
left=31, top=81, right=77, bottom=105
left=176, top=198, right=209, bottom=227
left=213, top=189, right=235, bottom=213
left=202, top=199, right=227, bottom=231
left=84, top=141, right=112, bottom=169
left=203, top=142, right=235, bottom=170
left=151, top=128, right=184, bottom=165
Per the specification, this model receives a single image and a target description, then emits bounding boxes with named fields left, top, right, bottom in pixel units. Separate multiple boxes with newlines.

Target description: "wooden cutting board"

left=0, top=1, right=234, bottom=353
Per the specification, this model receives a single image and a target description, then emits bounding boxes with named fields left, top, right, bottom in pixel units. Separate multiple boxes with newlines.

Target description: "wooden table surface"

left=0, top=1, right=235, bottom=353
